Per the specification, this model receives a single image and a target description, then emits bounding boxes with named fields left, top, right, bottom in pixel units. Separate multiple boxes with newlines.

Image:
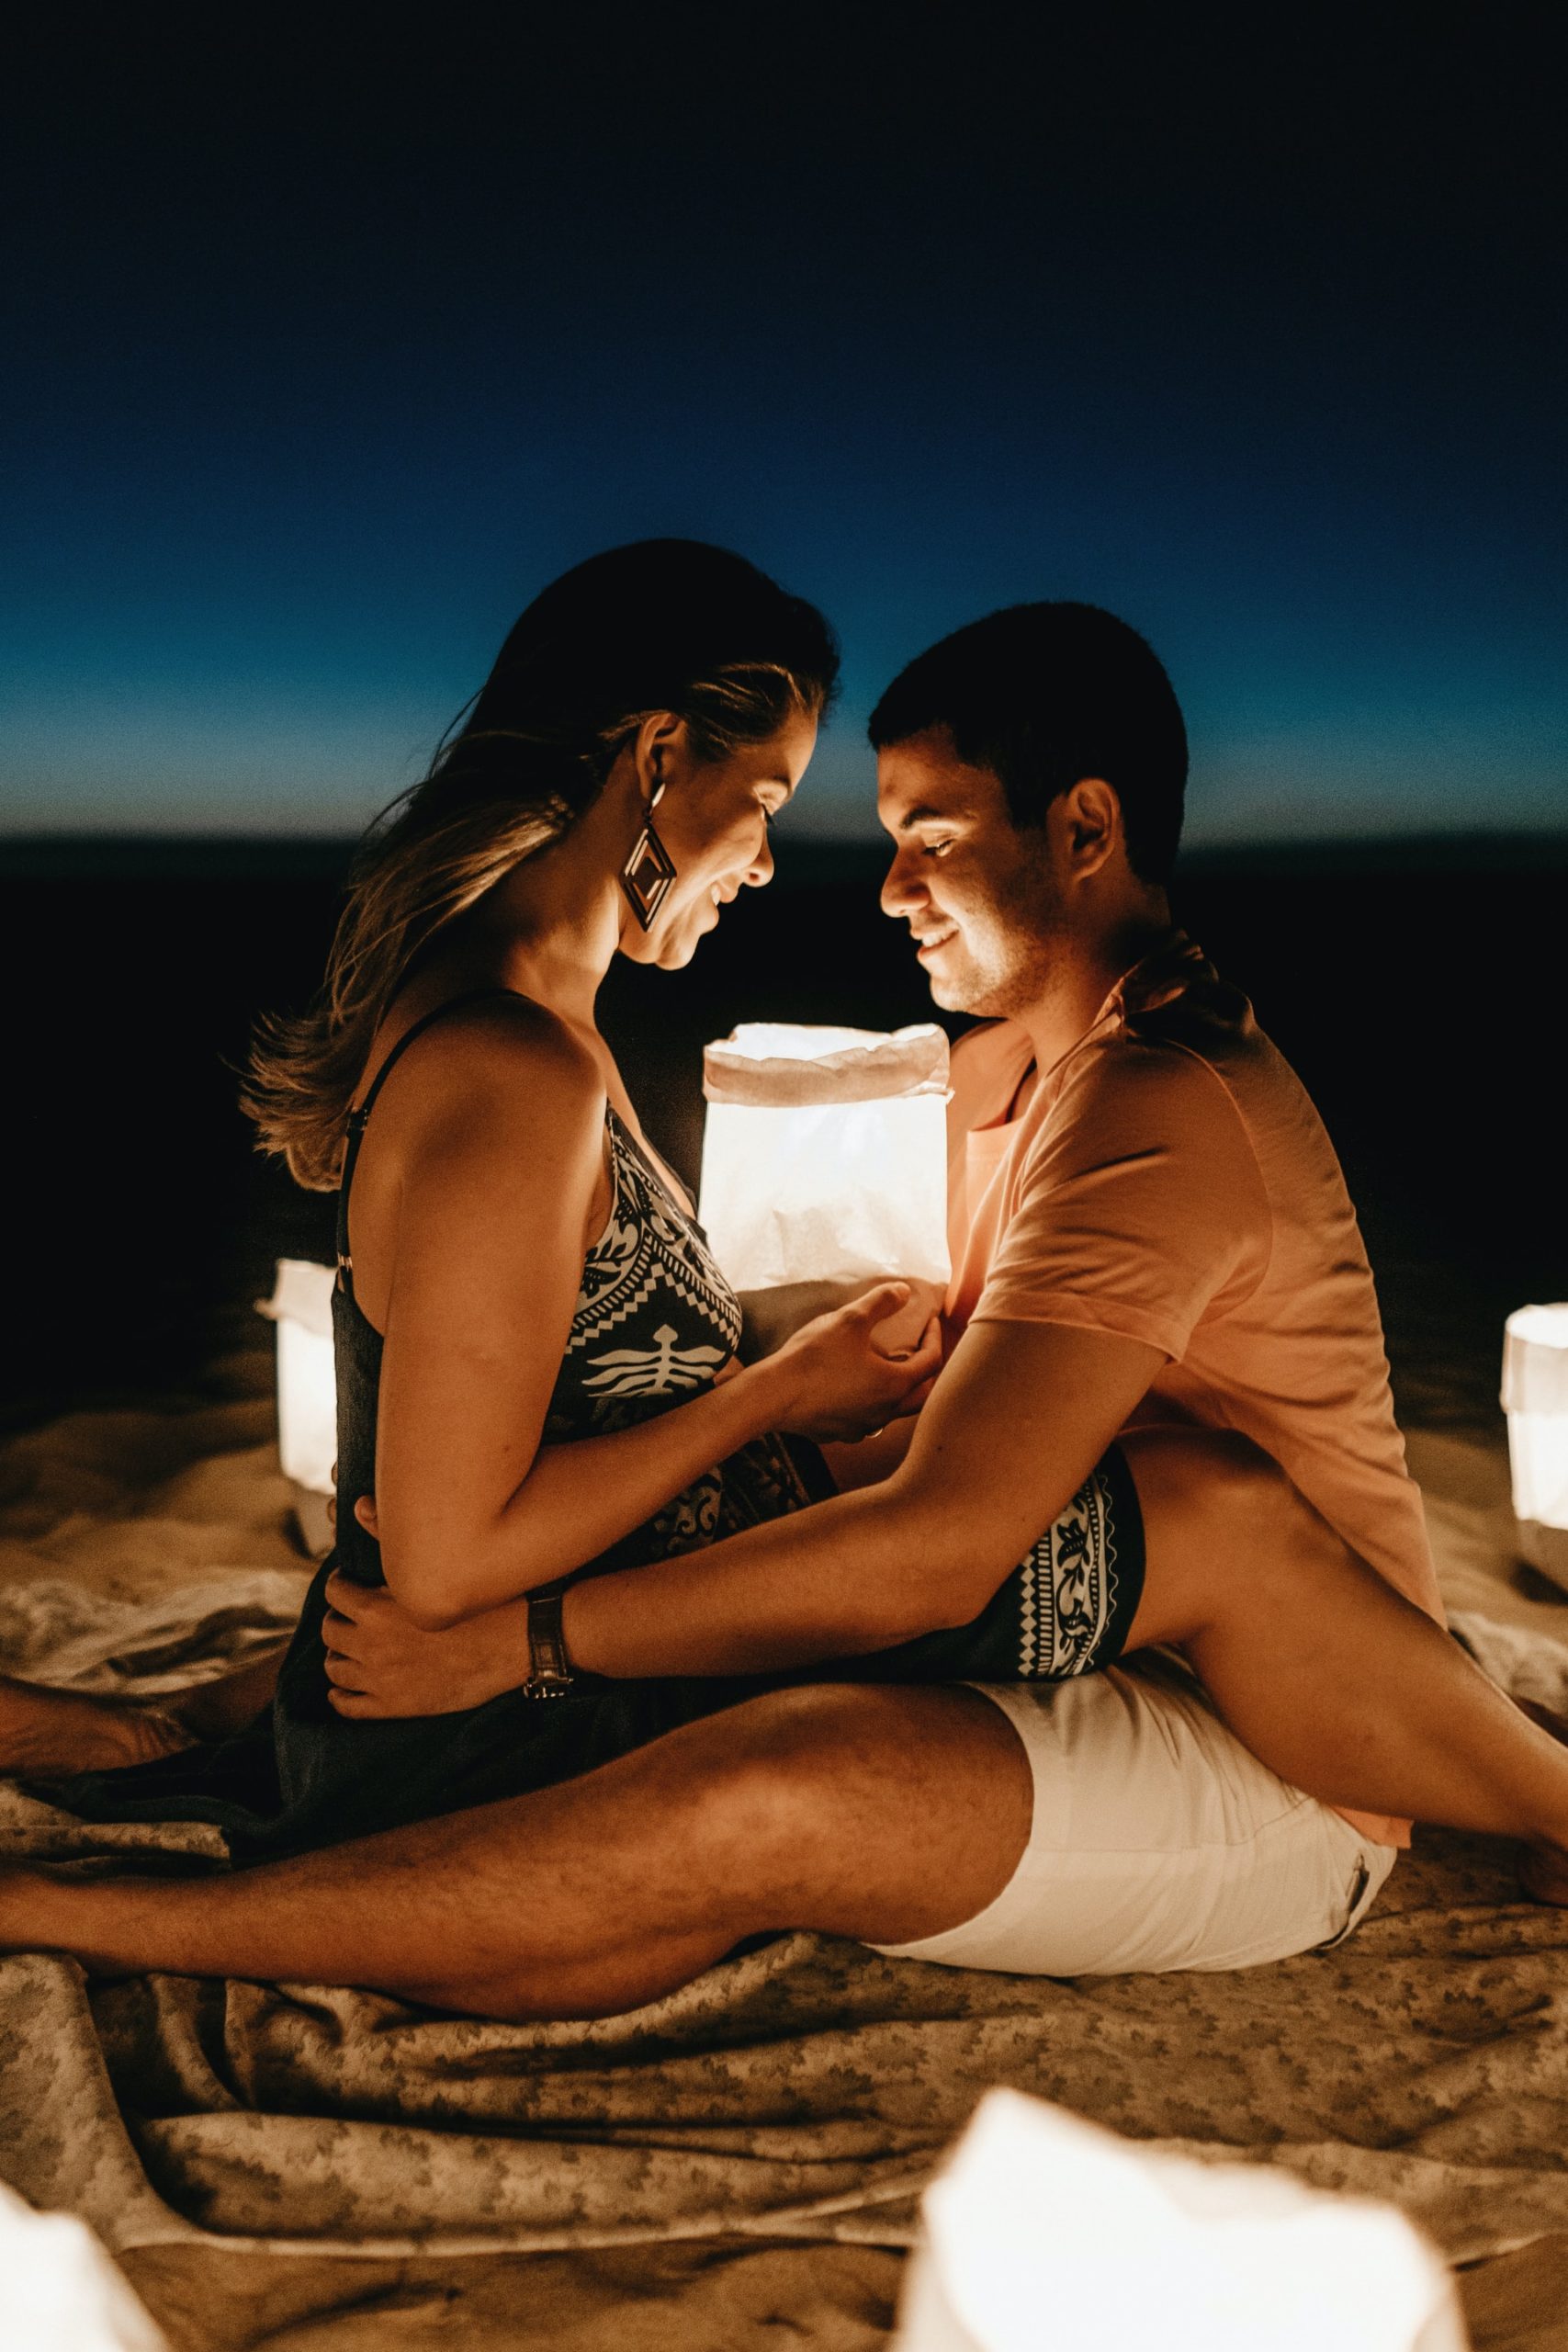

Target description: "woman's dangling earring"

left=620, top=777, right=677, bottom=931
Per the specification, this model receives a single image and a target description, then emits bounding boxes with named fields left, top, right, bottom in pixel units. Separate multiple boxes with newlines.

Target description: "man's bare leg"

left=1123, top=1428, right=1568, bottom=1890
left=0, top=1646, right=287, bottom=1775
left=0, top=1684, right=1031, bottom=2017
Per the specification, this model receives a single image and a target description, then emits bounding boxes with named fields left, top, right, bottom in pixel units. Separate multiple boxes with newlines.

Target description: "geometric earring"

left=618, top=786, right=678, bottom=931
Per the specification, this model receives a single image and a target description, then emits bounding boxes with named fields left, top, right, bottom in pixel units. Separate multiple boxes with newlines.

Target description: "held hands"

left=768, top=1280, right=943, bottom=1445
left=322, top=1544, right=515, bottom=1717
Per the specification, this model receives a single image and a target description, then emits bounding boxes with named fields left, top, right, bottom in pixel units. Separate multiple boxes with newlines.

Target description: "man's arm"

left=561, top=1319, right=1164, bottom=1679
left=321, top=1317, right=1158, bottom=1712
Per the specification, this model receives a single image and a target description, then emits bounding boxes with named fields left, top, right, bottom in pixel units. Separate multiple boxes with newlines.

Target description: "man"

left=8, top=604, right=1566, bottom=2010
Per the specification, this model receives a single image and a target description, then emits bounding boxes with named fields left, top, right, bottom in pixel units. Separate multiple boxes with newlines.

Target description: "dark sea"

left=2, top=831, right=1563, bottom=1436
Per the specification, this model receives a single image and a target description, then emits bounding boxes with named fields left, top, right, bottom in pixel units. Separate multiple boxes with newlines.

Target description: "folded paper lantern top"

left=1502, top=1303, right=1568, bottom=1416
left=259, top=1256, right=335, bottom=1343
left=697, top=1023, right=952, bottom=1312
left=704, top=1022, right=951, bottom=1109
left=1502, top=1305, right=1568, bottom=1588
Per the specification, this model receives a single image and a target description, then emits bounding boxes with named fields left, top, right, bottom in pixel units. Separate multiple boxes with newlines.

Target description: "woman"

left=5, top=540, right=948, bottom=1849
left=7, top=541, right=1568, bottom=2002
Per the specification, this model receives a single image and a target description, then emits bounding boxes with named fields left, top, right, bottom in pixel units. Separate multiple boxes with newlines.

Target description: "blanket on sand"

left=3, top=1389, right=1568, bottom=2344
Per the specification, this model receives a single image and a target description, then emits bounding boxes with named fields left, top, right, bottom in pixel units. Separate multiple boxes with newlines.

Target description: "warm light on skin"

left=620, top=707, right=818, bottom=970
left=876, top=728, right=1075, bottom=1019
left=875, top=726, right=1168, bottom=1061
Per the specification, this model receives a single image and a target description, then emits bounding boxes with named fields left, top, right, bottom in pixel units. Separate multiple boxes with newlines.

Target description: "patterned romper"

left=48, top=992, right=1143, bottom=1859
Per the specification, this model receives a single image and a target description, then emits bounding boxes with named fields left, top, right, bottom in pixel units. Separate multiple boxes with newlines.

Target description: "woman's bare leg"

left=1122, top=1429, right=1568, bottom=1884
left=0, top=1684, right=1031, bottom=2018
left=0, top=1645, right=287, bottom=1776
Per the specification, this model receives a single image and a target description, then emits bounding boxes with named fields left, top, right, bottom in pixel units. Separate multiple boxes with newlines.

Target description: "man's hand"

left=321, top=1564, right=524, bottom=1717
left=767, top=1282, right=943, bottom=1444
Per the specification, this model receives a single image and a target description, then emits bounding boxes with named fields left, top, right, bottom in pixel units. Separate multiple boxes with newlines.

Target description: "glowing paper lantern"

left=0, top=2179, right=168, bottom=2350
left=893, top=2089, right=1465, bottom=2352
left=258, top=1258, right=337, bottom=1555
left=698, top=1023, right=952, bottom=1351
left=1502, top=1304, right=1568, bottom=1591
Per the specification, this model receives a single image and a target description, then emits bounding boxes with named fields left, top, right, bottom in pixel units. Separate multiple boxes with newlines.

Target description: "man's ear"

left=1056, top=776, right=1120, bottom=877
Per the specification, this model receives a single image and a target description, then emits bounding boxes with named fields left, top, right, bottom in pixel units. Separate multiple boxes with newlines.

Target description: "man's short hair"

left=868, top=602, right=1188, bottom=887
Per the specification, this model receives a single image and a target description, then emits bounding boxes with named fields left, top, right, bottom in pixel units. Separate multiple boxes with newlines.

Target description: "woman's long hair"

left=243, top=541, right=840, bottom=1189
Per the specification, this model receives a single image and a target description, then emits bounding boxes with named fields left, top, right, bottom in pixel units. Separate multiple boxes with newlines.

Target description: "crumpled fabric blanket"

left=3, top=1395, right=1568, bottom=2346
left=4, top=1558, right=1568, bottom=2274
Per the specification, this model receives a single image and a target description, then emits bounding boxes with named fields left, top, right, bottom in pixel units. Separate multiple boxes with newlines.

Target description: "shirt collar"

left=1095, top=928, right=1215, bottom=1030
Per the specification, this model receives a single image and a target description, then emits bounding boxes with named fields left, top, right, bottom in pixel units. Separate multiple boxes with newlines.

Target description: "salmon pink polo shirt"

left=942, top=932, right=1442, bottom=1850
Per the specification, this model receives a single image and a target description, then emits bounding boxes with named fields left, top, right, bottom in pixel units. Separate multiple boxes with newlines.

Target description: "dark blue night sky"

left=5, top=13, right=1562, bottom=844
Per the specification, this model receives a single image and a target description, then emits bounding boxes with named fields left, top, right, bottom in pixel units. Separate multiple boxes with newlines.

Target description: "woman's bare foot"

left=0, top=1677, right=191, bottom=1776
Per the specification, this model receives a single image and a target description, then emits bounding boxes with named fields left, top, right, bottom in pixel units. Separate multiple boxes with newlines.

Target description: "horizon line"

left=3, top=825, right=1566, bottom=882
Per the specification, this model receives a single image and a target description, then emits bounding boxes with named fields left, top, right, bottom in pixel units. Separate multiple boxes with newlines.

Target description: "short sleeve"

left=972, top=1040, right=1270, bottom=1360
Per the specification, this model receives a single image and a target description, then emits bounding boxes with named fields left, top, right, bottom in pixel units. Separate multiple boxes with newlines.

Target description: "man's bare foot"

left=0, top=1677, right=191, bottom=1777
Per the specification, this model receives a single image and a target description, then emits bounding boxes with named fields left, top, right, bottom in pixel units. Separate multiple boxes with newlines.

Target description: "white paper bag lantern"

left=0, top=2179, right=168, bottom=2350
left=258, top=1258, right=337, bottom=1555
left=698, top=1023, right=951, bottom=1351
left=893, top=2089, right=1466, bottom=2352
left=1502, top=1304, right=1568, bottom=1590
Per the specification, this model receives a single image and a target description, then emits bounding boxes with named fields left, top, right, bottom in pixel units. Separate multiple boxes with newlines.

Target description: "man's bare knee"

left=686, top=1688, right=876, bottom=1860
left=712, top=1680, right=1011, bottom=1823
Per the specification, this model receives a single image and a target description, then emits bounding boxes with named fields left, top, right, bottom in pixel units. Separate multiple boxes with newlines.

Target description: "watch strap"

left=523, top=1580, right=573, bottom=1697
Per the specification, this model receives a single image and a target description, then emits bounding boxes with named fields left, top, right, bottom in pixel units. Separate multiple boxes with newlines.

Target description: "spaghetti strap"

left=335, top=987, right=524, bottom=1299
left=350, top=988, right=524, bottom=1129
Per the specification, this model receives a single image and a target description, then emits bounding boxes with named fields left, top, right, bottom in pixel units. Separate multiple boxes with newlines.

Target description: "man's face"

left=877, top=728, right=1066, bottom=1017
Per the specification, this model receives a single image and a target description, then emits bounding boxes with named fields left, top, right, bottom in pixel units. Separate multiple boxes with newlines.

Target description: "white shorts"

left=868, top=1655, right=1396, bottom=1976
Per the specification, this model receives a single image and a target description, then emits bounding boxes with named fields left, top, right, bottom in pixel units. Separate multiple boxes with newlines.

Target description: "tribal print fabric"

left=546, top=1111, right=814, bottom=1563
left=1017, top=1465, right=1124, bottom=1678
left=553, top=1109, right=742, bottom=1424
left=838, top=1448, right=1145, bottom=1690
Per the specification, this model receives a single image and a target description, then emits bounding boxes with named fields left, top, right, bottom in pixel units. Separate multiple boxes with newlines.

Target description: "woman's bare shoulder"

left=371, top=992, right=607, bottom=1147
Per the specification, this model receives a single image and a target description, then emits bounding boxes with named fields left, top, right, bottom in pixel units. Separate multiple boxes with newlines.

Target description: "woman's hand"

left=321, top=1563, right=522, bottom=1717
left=766, top=1281, right=943, bottom=1445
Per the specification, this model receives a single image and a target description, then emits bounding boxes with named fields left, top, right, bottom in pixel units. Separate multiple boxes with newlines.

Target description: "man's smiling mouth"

left=913, top=924, right=957, bottom=959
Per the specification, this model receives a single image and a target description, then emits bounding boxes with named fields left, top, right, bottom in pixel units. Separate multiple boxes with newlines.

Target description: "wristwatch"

left=523, top=1580, right=573, bottom=1698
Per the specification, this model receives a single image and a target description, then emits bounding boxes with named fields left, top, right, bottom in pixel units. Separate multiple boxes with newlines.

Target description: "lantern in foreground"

left=0, top=2179, right=167, bottom=2351
left=893, top=2089, right=1464, bottom=2352
left=258, top=1258, right=336, bottom=1555
left=1502, top=1304, right=1568, bottom=1591
left=698, top=1023, right=952, bottom=1353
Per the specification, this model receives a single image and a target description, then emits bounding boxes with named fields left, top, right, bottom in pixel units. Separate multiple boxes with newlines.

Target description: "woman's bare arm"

left=363, top=1008, right=934, bottom=1629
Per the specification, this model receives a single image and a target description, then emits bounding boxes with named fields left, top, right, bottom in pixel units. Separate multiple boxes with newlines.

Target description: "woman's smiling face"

left=623, top=707, right=818, bottom=969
